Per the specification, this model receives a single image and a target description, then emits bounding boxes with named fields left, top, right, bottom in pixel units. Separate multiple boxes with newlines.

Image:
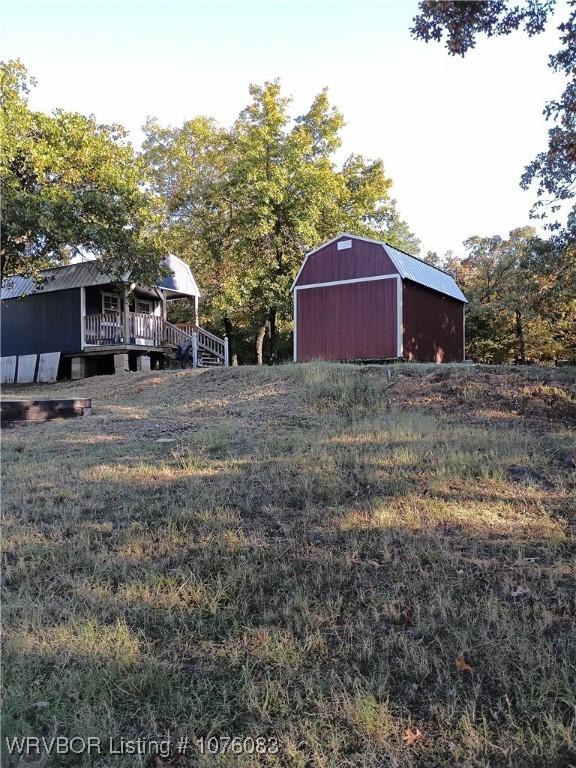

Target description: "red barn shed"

left=291, top=234, right=467, bottom=363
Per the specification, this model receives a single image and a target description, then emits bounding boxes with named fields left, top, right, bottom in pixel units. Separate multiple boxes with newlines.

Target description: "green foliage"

left=411, top=0, right=575, bottom=246
left=411, top=1, right=556, bottom=55
left=0, top=59, right=163, bottom=286
left=442, top=227, right=576, bottom=363
left=143, top=80, right=419, bottom=363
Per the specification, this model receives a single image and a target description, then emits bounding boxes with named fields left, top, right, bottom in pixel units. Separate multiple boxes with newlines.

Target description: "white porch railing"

left=131, top=313, right=164, bottom=346
left=85, top=312, right=124, bottom=345
left=83, top=313, right=228, bottom=366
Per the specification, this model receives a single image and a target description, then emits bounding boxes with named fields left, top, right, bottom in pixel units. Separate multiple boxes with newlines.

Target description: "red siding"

left=296, top=278, right=398, bottom=361
left=297, top=237, right=398, bottom=285
left=403, top=280, right=464, bottom=363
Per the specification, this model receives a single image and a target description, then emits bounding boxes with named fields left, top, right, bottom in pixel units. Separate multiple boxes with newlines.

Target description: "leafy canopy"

left=0, top=59, right=163, bottom=286
left=411, top=1, right=575, bottom=246
left=144, top=80, right=419, bottom=351
left=439, top=227, right=575, bottom=363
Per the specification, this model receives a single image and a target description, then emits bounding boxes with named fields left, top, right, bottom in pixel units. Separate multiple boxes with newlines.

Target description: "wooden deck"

left=82, top=314, right=229, bottom=366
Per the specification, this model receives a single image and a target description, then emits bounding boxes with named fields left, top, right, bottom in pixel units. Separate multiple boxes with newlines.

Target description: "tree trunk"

left=255, top=323, right=267, bottom=366
left=515, top=309, right=526, bottom=364
left=223, top=317, right=238, bottom=366
left=268, top=306, right=277, bottom=364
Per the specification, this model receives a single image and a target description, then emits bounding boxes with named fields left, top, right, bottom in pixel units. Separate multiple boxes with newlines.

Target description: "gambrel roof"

left=383, top=242, right=467, bottom=303
left=292, top=233, right=467, bottom=303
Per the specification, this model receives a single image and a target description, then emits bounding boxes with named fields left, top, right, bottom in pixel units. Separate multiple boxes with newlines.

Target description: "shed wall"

left=297, top=237, right=398, bottom=286
left=403, top=280, right=464, bottom=363
left=296, top=278, right=398, bottom=362
left=1, top=288, right=82, bottom=357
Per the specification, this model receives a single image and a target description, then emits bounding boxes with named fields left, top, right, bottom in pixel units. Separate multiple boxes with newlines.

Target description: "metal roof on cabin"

left=382, top=243, right=467, bottom=303
left=1, top=255, right=200, bottom=300
left=1, top=261, right=111, bottom=299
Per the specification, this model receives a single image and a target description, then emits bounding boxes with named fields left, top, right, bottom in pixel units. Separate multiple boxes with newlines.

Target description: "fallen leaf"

left=66, top=691, right=80, bottom=701
left=400, top=606, right=413, bottom=626
left=456, top=655, right=473, bottom=672
left=511, top=586, right=531, bottom=598
left=402, top=727, right=424, bottom=746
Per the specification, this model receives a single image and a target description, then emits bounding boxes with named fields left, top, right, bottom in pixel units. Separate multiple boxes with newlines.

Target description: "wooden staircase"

left=166, top=322, right=229, bottom=367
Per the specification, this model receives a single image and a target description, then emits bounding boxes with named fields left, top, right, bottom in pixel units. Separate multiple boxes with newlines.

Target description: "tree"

left=142, top=115, right=242, bottom=356
left=411, top=1, right=575, bottom=245
left=144, top=81, right=420, bottom=363
left=451, top=227, right=575, bottom=363
left=0, top=59, right=163, bottom=286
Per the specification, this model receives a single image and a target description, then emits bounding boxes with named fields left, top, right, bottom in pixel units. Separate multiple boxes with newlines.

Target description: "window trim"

left=102, top=292, right=121, bottom=313
left=135, top=298, right=153, bottom=315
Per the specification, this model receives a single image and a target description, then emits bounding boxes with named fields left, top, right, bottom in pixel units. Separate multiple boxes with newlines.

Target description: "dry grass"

left=1, top=363, right=575, bottom=767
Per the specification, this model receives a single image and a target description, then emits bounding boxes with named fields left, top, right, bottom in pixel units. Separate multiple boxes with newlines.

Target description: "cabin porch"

left=71, top=312, right=228, bottom=378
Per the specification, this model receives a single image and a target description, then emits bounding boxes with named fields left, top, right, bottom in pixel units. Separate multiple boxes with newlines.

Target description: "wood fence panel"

left=16, top=354, right=38, bottom=383
left=1, top=357, right=17, bottom=384
left=37, top=352, right=61, bottom=382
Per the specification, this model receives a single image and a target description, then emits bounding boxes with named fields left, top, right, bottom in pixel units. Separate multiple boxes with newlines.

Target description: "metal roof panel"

left=383, top=244, right=467, bottom=303
left=2, top=256, right=200, bottom=300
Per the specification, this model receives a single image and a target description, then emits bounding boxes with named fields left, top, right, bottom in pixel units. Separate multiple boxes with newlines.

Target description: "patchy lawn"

left=1, top=363, right=575, bottom=767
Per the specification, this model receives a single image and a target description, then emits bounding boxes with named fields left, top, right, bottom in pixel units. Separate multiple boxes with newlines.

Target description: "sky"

left=2, top=0, right=568, bottom=256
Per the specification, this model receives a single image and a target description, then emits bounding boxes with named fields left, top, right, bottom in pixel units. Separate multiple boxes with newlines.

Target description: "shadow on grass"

left=2, top=367, right=575, bottom=767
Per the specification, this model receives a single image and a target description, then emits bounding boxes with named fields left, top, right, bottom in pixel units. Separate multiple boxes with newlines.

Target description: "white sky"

left=2, top=0, right=568, bottom=256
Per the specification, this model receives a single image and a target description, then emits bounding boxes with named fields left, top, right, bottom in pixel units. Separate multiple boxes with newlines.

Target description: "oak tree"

left=1, top=59, right=163, bottom=286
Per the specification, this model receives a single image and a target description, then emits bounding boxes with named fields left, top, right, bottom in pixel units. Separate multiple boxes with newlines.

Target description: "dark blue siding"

left=85, top=285, right=105, bottom=315
left=1, top=288, right=81, bottom=356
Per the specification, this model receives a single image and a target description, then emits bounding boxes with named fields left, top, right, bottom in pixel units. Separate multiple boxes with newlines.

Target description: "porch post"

left=224, top=336, right=229, bottom=367
left=123, top=289, right=130, bottom=344
left=192, top=331, right=198, bottom=368
left=194, top=295, right=199, bottom=327
left=80, top=286, right=86, bottom=350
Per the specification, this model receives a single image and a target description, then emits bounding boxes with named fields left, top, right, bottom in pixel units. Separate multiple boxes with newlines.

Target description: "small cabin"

left=1, top=255, right=228, bottom=380
left=291, top=234, right=467, bottom=363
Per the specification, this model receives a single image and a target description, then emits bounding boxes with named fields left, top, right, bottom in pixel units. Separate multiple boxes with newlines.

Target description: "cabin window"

left=102, top=293, right=121, bottom=313
left=135, top=299, right=153, bottom=314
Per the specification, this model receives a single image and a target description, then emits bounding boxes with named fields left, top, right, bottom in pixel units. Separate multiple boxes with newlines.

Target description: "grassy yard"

left=2, top=363, right=575, bottom=767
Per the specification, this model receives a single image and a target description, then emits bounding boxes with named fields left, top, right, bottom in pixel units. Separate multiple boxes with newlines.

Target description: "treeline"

left=141, top=82, right=420, bottom=364
left=426, top=229, right=575, bottom=364
left=1, top=60, right=574, bottom=364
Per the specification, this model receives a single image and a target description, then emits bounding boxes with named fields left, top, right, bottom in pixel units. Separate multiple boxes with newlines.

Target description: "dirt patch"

left=383, top=366, right=576, bottom=428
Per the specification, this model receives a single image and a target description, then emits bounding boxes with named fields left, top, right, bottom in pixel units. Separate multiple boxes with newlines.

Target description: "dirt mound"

left=385, top=366, right=576, bottom=428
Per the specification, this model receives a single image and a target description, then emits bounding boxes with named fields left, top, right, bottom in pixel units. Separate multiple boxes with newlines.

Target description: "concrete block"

left=136, top=355, right=151, bottom=372
left=71, top=357, right=87, bottom=380
left=114, top=353, right=129, bottom=372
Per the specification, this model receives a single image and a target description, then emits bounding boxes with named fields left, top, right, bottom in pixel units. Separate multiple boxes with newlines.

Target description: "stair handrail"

left=196, top=326, right=224, bottom=345
left=163, top=321, right=229, bottom=366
